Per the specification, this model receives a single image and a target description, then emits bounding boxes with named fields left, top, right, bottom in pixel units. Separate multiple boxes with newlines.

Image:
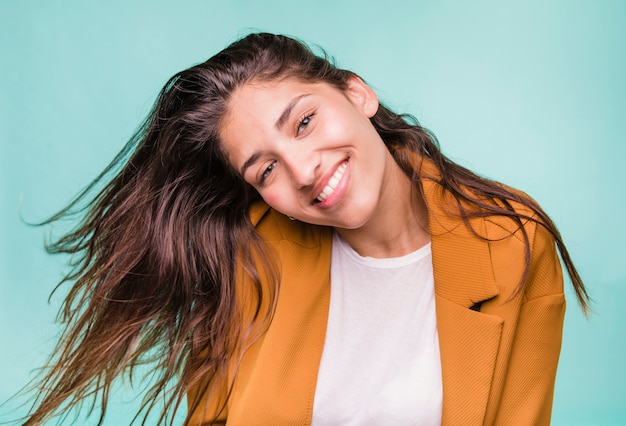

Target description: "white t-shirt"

left=311, top=232, right=442, bottom=425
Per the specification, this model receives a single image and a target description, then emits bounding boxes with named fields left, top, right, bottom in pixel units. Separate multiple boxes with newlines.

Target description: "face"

left=220, top=76, right=399, bottom=230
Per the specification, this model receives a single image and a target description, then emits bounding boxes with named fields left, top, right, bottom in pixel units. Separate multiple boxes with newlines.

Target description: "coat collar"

left=419, top=156, right=499, bottom=307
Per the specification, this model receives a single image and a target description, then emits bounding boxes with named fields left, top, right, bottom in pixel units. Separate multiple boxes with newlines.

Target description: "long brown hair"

left=17, top=32, right=589, bottom=425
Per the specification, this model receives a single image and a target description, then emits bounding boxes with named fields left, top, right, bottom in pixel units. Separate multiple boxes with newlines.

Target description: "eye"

left=296, top=113, right=314, bottom=135
left=258, top=161, right=276, bottom=186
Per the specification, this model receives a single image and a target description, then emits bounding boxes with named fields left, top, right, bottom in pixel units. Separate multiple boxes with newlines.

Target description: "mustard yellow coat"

left=188, top=166, right=566, bottom=425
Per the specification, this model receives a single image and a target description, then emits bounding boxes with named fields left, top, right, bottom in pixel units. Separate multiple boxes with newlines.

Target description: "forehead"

left=219, top=78, right=330, bottom=161
left=226, top=78, right=318, bottom=119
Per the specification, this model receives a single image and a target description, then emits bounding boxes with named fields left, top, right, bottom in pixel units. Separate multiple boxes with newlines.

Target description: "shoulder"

left=483, top=198, right=565, bottom=302
left=248, top=201, right=331, bottom=249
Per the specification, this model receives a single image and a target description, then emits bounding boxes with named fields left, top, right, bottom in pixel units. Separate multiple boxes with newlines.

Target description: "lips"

left=314, top=160, right=348, bottom=203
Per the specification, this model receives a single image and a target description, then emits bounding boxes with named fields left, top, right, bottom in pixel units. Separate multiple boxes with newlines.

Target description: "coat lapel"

left=422, top=162, right=504, bottom=425
left=227, top=206, right=333, bottom=425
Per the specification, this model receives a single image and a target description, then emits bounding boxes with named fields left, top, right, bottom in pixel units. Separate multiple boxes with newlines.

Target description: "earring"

left=288, top=216, right=296, bottom=221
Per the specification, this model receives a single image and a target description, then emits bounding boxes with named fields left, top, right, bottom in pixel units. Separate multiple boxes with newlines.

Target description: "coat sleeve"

left=491, top=222, right=566, bottom=425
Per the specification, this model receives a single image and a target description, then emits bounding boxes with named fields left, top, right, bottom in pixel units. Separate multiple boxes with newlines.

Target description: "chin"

left=333, top=214, right=373, bottom=231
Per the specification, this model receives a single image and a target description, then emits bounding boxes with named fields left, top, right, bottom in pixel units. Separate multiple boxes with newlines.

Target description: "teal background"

left=1, top=1, right=624, bottom=424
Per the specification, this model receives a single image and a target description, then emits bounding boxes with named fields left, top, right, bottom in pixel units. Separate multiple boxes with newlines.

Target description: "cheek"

left=314, top=103, right=351, bottom=137
left=322, top=113, right=353, bottom=141
left=259, top=190, right=284, bottom=211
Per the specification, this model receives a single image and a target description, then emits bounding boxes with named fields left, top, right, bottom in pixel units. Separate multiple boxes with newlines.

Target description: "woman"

left=21, top=33, right=589, bottom=425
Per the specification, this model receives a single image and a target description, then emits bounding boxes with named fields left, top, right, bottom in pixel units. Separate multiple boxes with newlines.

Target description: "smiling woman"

left=221, top=77, right=416, bottom=245
left=18, top=33, right=589, bottom=425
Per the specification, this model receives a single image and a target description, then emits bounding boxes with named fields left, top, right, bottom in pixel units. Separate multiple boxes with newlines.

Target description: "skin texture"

left=220, top=76, right=430, bottom=258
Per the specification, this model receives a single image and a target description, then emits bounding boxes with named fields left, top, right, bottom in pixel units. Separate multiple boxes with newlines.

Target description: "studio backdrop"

left=1, top=1, right=624, bottom=424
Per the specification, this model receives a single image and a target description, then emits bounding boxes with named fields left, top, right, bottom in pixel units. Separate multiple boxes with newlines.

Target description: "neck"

left=336, top=159, right=430, bottom=258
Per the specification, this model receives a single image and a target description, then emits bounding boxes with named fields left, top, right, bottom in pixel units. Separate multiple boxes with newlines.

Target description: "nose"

left=283, top=148, right=320, bottom=188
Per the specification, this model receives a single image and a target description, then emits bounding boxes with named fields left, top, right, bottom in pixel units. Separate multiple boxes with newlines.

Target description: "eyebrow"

left=275, top=94, right=311, bottom=130
left=240, top=93, right=311, bottom=177
left=240, top=151, right=262, bottom=176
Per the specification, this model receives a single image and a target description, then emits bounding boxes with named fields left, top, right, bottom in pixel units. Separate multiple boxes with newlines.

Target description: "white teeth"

left=316, top=162, right=347, bottom=202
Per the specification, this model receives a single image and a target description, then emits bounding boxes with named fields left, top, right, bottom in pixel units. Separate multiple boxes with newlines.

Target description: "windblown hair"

left=19, top=32, right=590, bottom=425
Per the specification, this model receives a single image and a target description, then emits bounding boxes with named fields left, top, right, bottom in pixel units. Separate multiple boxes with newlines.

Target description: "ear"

left=345, top=75, right=379, bottom=118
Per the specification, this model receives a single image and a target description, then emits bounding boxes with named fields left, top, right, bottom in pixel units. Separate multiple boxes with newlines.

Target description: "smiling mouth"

left=314, top=161, right=348, bottom=203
